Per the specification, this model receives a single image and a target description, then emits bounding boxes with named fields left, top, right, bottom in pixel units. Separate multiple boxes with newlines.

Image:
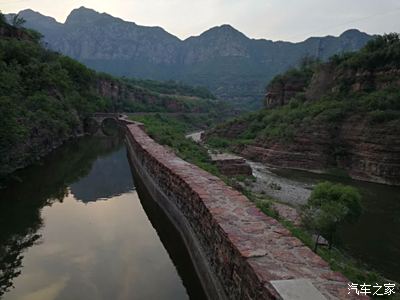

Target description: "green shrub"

left=302, top=182, right=362, bottom=249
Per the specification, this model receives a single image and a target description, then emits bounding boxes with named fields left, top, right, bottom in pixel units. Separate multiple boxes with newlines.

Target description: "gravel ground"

left=246, top=161, right=313, bottom=207
left=185, top=131, right=312, bottom=208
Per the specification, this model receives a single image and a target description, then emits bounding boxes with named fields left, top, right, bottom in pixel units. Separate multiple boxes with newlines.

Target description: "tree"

left=0, top=11, right=6, bottom=26
left=12, top=14, right=26, bottom=28
left=301, top=181, right=362, bottom=252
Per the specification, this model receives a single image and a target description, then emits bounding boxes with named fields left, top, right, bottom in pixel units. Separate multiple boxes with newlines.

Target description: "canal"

left=0, top=134, right=206, bottom=300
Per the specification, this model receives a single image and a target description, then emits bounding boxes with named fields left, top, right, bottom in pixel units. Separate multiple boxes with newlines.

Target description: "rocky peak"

left=9, top=9, right=60, bottom=26
left=65, top=6, right=117, bottom=26
left=183, top=24, right=250, bottom=61
left=340, top=29, right=365, bottom=39
left=198, top=24, right=249, bottom=41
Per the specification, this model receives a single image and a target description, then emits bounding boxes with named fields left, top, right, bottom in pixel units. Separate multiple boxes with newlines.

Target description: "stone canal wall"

left=123, top=121, right=360, bottom=300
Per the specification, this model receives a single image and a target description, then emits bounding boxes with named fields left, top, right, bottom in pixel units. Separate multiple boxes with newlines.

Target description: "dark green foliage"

left=0, top=21, right=219, bottom=181
left=269, top=57, right=318, bottom=88
left=302, top=182, right=362, bottom=247
left=0, top=11, right=6, bottom=26
left=11, top=14, right=26, bottom=28
left=0, top=24, right=112, bottom=181
left=330, top=33, right=400, bottom=70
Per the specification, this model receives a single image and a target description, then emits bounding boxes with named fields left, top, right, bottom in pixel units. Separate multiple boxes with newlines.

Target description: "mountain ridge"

left=14, top=7, right=370, bottom=43
left=9, top=7, right=373, bottom=108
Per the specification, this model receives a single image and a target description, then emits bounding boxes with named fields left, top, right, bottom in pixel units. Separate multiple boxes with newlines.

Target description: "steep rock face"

left=10, top=7, right=373, bottom=106
left=265, top=76, right=309, bottom=108
left=335, top=116, right=400, bottom=184
left=307, top=67, right=400, bottom=100
left=210, top=115, right=400, bottom=185
left=182, top=25, right=251, bottom=64
left=59, top=8, right=180, bottom=65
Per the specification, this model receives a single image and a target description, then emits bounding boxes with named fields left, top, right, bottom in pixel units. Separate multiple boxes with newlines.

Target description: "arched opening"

left=101, top=118, right=120, bottom=136
left=84, top=117, right=100, bottom=135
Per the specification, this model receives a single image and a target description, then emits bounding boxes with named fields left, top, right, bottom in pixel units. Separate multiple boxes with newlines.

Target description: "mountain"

left=0, top=16, right=217, bottom=182
left=8, top=7, right=373, bottom=109
left=204, top=34, right=400, bottom=185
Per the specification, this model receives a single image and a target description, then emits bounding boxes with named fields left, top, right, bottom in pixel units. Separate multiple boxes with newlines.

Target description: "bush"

left=301, top=182, right=362, bottom=250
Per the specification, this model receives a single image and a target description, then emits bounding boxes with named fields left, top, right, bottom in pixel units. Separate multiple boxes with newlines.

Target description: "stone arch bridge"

left=88, top=113, right=122, bottom=125
left=85, top=113, right=130, bottom=135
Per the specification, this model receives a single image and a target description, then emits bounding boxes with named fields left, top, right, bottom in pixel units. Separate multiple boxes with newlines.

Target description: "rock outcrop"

left=210, top=153, right=252, bottom=176
left=265, top=75, right=310, bottom=108
left=237, top=115, right=400, bottom=185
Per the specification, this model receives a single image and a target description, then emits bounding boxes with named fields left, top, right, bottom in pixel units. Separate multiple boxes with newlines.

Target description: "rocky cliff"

left=206, top=34, right=400, bottom=185
left=233, top=116, right=400, bottom=185
left=8, top=7, right=373, bottom=108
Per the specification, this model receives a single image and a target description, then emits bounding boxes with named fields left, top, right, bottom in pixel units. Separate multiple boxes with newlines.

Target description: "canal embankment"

left=124, top=121, right=361, bottom=300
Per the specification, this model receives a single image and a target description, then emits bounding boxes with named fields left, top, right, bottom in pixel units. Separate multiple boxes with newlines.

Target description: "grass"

left=130, top=113, right=219, bottom=176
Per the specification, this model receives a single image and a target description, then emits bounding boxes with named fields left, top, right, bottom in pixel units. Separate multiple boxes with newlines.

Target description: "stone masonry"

left=124, top=121, right=366, bottom=300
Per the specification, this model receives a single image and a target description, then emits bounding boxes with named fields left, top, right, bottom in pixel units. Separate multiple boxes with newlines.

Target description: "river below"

left=270, top=168, right=400, bottom=283
left=0, top=134, right=205, bottom=300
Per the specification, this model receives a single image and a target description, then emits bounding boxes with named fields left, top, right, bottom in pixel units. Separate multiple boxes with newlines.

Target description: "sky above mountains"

left=2, top=0, right=400, bottom=41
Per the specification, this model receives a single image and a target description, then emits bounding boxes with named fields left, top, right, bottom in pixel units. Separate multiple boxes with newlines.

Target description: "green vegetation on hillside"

left=331, top=33, right=400, bottom=70
left=206, top=34, right=400, bottom=148
left=0, top=15, right=220, bottom=183
left=126, top=78, right=216, bottom=100
left=209, top=86, right=400, bottom=147
left=268, top=56, right=318, bottom=88
left=0, top=19, right=113, bottom=181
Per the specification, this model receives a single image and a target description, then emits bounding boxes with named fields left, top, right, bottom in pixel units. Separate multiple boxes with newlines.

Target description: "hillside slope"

left=8, top=7, right=372, bottom=108
left=0, top=16, right=217, bottom=182
left=205, top=34, right=400, bottom=185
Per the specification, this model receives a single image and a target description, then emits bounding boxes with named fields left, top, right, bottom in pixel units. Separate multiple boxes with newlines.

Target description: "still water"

left=273, top=168, right=400, bottom=282
left=0, top=135, right=206, bottom=300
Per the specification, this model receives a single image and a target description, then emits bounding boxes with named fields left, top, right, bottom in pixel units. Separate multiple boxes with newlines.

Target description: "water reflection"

left=0, top=135, right=202, bottom=299
left=70, top=148, right=135, bottom=203
left=130, top=163, right=207, bottom=300
left=0, top=136, right=122, bottom=297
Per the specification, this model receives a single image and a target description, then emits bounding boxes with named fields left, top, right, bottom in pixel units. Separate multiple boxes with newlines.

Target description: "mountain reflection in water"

left=70, top=148, right=135, bottom=203
left=0, top=134, right=204, bottom=300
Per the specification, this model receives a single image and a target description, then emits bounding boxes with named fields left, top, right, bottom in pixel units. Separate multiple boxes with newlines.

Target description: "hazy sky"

left=2, top=0, right=400, bottom=41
